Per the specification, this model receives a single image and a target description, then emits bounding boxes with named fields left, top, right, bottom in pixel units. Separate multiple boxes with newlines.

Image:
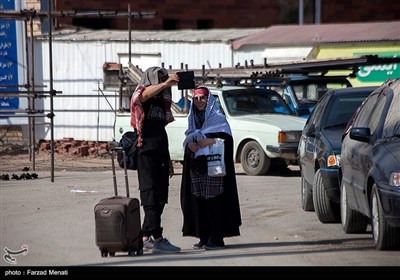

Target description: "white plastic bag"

left=207, top=138, right=226, bottom=177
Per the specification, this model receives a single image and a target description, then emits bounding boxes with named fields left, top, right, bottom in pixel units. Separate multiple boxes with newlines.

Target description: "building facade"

left=51, top=0, right=400, bottom=31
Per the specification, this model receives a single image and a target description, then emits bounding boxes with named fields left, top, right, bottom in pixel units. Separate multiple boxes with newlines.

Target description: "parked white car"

left=114, top=86, right=306, bottom=175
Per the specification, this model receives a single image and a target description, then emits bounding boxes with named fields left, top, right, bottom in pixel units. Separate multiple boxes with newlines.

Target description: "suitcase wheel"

left=100, top=249, right=108, bottom=258
left=128, top=249, right=143, bottom=256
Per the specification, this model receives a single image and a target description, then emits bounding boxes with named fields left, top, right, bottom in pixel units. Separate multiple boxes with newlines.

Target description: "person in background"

left=130, top=66, right=181, bottom=254
left=180, top=86, right=242, bottom=250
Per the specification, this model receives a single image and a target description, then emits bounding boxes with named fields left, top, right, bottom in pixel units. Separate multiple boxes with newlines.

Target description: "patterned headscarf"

left=130, top=66, right=174, bottom=147
left=183, top=87, right=232, bottom=148
left=192, top=87, right=209, bottom=97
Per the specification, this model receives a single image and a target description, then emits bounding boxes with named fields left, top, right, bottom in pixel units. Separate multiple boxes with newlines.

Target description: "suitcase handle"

left=110, top=148, right=130, bottom=197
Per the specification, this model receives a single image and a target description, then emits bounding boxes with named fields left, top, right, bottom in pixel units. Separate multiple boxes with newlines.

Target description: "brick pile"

left=0, top=125, right=25, bottom=144
left=38, top=138, right=110, bottom=158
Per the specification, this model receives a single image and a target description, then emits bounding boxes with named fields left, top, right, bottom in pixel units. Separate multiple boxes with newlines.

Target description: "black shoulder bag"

left=117, top=131, right=138, bottom=170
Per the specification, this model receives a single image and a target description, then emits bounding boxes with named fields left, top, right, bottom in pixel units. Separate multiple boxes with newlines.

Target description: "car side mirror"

left=349, top=127, right=371, bottom=143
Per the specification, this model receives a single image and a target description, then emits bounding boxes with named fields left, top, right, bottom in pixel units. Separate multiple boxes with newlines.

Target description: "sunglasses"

left=193, top=95, right=207, bottom=101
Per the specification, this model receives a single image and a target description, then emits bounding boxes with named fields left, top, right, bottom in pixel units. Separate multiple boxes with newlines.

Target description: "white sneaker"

left=143, top=237, right=154, bottom=250
left=152, top=238, right=181, bottom=254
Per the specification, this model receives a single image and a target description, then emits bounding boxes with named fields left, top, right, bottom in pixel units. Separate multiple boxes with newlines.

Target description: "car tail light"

left=327, top=155, right=340, bottom=167
left=390, top=172, right=400, bottom=187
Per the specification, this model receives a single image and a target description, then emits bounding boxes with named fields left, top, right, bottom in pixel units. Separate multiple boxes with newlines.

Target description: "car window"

left=292, top=81, right=350, bottom=104
left=256, top=83, right=294, bottom=110
left=212, top=94, right=226, bottom=116
left=323, top=95, right=370, bottom=129
left=283, top=93, right=294, bottom=110
left=309, top=93, right=329, bottom=127
left=222, top=89, right=293, bottom=116
left=292, top=84, right=320, bottom=102
left=368, top=94, right=386, bottom=134
left=353, top=93, right=379, bottom=127
left=384, top=88, right=400, bottom=138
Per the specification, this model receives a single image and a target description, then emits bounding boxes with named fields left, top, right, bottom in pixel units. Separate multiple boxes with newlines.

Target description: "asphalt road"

left=1, top=164, right=399, bottom=270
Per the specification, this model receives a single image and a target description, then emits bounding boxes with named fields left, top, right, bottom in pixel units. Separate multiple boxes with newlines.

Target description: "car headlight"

left=278, top=131, right=302, bottom=143
left=327, top=155, right=340, bottom=168
left=390, top=172, right=400, bottom=187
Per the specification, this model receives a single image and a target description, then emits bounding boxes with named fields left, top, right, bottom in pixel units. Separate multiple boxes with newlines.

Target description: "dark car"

left=340, top=79, right=400, bottom=250
left=298, top=86, right=376, bottom=223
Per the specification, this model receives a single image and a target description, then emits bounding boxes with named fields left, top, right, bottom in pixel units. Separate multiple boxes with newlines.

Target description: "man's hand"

left=164, top=73, right=179, bottom=87
left=140, top=73, right=179, bottom=102
left=169, top=160, right=174, bottom=178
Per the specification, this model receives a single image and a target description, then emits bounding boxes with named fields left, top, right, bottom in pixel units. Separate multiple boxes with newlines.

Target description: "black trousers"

left=142, top=203, right=165, bottom=239
left=137, top=151, right=170, bottom=239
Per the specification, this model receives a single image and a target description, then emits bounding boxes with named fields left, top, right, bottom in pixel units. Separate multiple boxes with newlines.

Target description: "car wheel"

left=301, top=173, right=314, bottom=211
left=240, top=141, right=270, bottom=176
left=371, top=184, right=400, bottom=250
left=340, top=181, right=368, bottom=233
left=313, top=169, right=341, bottom=223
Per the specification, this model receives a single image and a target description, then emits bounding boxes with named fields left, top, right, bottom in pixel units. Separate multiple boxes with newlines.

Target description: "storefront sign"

left=0, top=0, right=19, bottom=114
left=355, top=51, right=400, bottom=83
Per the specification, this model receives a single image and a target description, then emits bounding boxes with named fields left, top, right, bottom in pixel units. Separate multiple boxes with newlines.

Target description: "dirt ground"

left=1, top=143, right=399, bottom=268
left=0, top=142, right=185, bottom=174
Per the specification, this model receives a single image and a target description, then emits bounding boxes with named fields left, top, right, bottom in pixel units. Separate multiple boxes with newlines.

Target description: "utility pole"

left=315, top=0, right=321, bottom=24
left=299, top=0, right=304, bottom=25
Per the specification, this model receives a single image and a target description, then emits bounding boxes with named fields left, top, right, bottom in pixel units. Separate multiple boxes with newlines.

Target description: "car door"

left=345, top=93, right=379, bottom=208
left=352, top=93, right=387, bottom=212
left=299, top=93, right=329, bottom=186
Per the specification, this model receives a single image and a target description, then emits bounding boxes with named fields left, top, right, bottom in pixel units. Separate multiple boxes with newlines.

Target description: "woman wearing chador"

left=180, top=86, right=242, bottom=250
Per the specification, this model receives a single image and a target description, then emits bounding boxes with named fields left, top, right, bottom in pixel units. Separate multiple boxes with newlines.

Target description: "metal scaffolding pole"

left=0, top=4, right=155, bottom=181
left=29, top=14, right=36, bottom=170
left=48, top=0, right=55, bottom=182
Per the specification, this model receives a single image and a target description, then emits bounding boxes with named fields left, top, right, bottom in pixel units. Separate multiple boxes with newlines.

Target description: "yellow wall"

left=317, top=43, right=400, bottom=86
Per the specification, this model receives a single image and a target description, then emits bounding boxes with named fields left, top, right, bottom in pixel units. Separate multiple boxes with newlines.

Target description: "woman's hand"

left=197, top=138, right=215, bottom=148
left=188, top=138, right=215, bottom=153
left=188, top=142, right=199, bottom=153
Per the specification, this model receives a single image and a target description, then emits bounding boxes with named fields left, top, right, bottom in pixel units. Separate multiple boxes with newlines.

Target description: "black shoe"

left=203, top=242, right=225, bottom=250
left=192, top=241, right=205, bottom=249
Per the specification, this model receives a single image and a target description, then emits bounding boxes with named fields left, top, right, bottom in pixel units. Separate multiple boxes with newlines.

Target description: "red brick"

left=78, top=146, right=90, bottom=157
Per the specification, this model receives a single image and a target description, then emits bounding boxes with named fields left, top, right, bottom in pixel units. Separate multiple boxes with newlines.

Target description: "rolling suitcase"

left=94, top=147, right=143, bottom=257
